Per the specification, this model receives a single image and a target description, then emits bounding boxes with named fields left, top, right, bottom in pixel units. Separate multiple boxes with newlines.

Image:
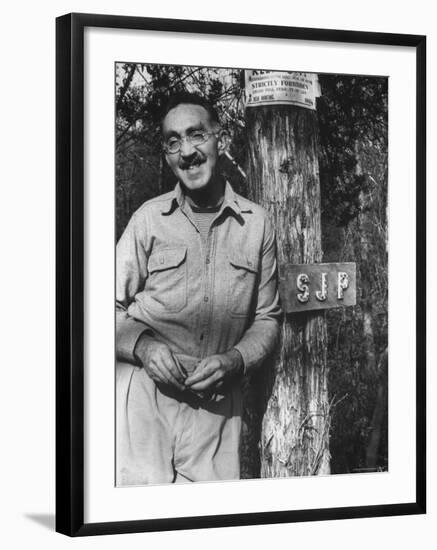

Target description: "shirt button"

left=248, top=260, right=252, bottom=266
left=204, top=296, right=209, bottom=302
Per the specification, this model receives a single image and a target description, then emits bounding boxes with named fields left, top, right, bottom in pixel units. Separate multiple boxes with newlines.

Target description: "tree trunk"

left=366, top=348, right=388, bottom=469
left=245, top=103, right=330, bottom=477
left=356, top=147, right=377, bottom=378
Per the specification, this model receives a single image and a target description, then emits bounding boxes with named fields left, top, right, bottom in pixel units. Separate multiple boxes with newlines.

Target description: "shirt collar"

left=160, top=180, right=252, bottom=218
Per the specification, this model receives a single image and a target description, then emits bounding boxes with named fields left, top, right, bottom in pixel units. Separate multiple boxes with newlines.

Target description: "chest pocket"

left=227, top=252, right=259, bottom=317
left=146, top=246, right=187, bottom=313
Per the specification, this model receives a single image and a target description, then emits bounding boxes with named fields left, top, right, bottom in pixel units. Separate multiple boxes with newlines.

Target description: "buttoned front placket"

left=198, top=203, right=238, bottom=358
left=199, top=218, right=216, bottom=357
left=179, top=195, right=237, bottom=359
left=177, top=199, right=215, bottom=358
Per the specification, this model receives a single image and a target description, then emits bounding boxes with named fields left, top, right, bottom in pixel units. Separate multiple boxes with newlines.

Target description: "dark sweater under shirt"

left=189, top=203, right=222, bottom=246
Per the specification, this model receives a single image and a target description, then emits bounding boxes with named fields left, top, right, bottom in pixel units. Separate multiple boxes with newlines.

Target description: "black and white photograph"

left=115, top=63, right=388, bottom=486
left=1, top=0, right=432, bottom=546
left=53, top=11, right=425, bottom=537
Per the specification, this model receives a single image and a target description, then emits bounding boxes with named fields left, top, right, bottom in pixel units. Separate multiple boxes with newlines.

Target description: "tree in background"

left=317, top=75, right=388, bottom=472
left=245, top=98, right=330, bottom=478
left=115, top=64, right=388, bottom=476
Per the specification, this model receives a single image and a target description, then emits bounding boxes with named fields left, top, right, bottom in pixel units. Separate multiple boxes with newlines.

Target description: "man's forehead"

left=162, top=103, right=213, bottom=135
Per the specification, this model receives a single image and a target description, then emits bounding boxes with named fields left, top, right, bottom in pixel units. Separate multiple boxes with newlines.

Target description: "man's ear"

left=216, top=130, right=229, bottom=157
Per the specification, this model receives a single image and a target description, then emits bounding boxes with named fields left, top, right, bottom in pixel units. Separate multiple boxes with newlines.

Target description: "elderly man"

left=116, top=92, right=281, bottom=485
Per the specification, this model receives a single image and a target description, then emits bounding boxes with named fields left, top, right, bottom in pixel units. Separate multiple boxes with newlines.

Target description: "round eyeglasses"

left=163, top=130, right=219, bottom=154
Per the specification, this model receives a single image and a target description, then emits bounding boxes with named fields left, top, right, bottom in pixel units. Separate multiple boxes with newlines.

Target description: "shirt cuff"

left=116, top=316, right=151, bottom=364
left=232, top=341, right=253, bottom=376
left=229, top=347, right=245, bottom=377
left=233, top=321, right=280, bottom=375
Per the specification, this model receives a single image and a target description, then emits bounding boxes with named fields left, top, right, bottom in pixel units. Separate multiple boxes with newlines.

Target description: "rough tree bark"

left=245, top=103, right=330, bottom=477
left=355, top=145, right=388, bottom=469
left=356, top=149, right=377, bottom=378
left=365, top=348, right=388, bottom=469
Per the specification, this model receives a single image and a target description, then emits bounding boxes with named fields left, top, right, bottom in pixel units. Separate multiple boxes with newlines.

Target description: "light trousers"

left=116, top=358, right=242, bottom=486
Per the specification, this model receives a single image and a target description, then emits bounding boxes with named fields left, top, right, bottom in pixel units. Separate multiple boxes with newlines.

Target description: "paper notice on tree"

left=245, top=71, right=320, bottom=110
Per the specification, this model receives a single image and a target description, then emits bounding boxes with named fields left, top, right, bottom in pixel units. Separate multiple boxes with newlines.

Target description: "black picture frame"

left=56, top=12, right=426, bottom=537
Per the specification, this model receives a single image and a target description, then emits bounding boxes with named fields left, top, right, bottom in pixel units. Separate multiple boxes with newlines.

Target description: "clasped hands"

left=134, top=334, right=244, bottom=395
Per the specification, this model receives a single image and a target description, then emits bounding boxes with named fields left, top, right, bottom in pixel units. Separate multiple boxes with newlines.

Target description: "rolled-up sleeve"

left=233, top=214, right=282, bottom=373
left=116, top=212, right=152, bottom=363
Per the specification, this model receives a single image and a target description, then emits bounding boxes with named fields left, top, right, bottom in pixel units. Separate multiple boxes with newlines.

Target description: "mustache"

left=178, top=154, right=206, bottom=170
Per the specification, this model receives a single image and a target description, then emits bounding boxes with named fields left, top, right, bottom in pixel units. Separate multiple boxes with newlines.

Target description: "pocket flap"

left=148, top=247, right=187, bottom=273
left=229, top=253, right=259, bottom=273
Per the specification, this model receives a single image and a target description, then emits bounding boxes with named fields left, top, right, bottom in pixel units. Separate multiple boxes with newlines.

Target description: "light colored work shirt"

left=116, top=181, right=282, bottom=373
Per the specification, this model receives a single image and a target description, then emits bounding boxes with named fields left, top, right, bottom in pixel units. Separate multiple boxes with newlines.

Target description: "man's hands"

left=184, top=349, right=243, bottom=394
left=134, top=334, right=185, bottom=391
left=134, top=334, right=244, bottom=395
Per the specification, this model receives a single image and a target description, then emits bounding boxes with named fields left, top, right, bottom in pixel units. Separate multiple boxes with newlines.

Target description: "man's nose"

left=179, top=136, right=197, bottom=156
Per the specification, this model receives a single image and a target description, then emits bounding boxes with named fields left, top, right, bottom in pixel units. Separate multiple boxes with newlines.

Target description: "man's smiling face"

left=162, top=103, right=224, bottom=195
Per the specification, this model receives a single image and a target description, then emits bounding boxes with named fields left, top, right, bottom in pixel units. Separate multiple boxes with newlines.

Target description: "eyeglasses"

left=163, top=130, right=219, bottom=154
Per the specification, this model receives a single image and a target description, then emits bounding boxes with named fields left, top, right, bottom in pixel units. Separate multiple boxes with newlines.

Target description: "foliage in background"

left=116, top=64, right=246, bottom=238
left=318, top=74, right=388, bottom=472
left=317, top=75, right=388, bottom=226
left=115, top=64, right=388, bottom=474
